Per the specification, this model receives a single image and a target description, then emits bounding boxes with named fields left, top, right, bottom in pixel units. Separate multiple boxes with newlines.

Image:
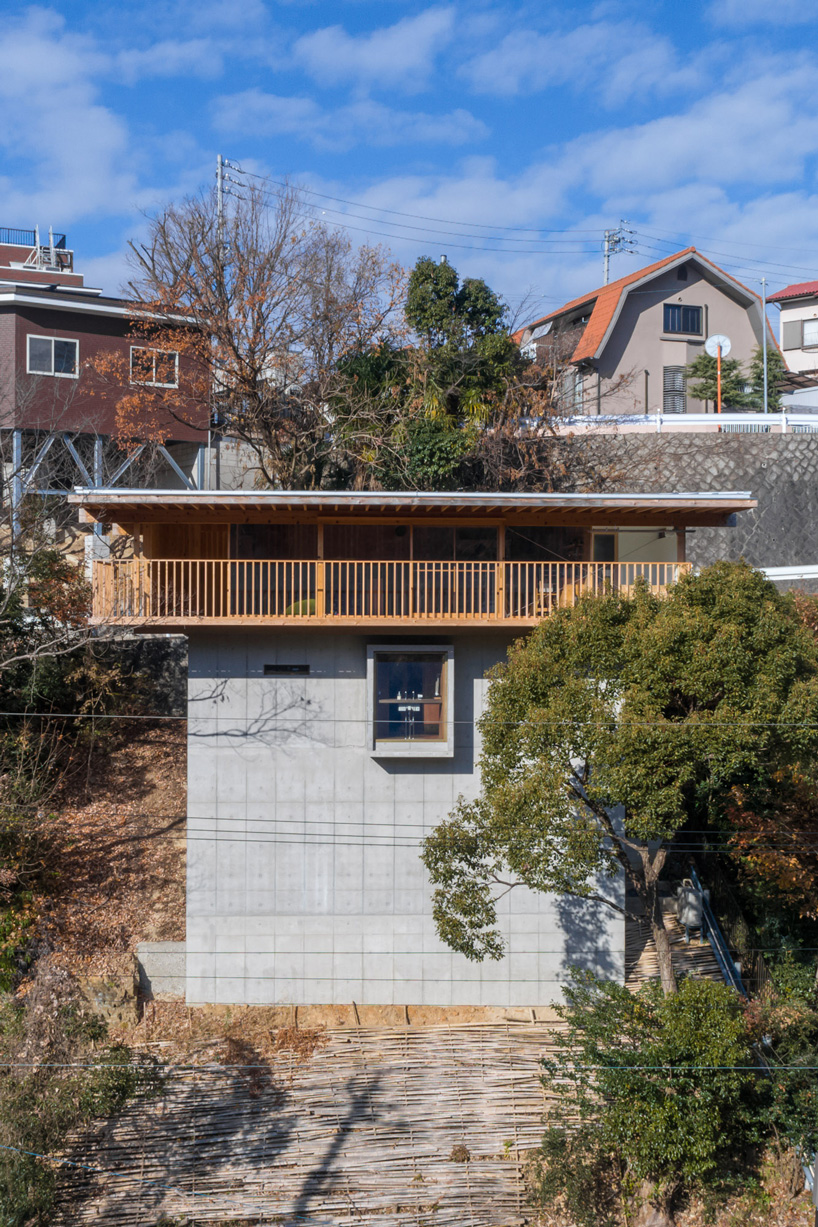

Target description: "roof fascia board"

left=0, top=290, right=190, bottom=326
left=69, top=488, right=753, bottom=503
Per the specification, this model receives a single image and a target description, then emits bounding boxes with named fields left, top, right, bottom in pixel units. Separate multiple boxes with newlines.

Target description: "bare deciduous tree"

left=92, top=183, right=408, bottom=489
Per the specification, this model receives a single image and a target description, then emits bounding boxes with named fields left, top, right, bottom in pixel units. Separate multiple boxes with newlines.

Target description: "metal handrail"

left=689, top=865, right=747, bottom=997
left=0, top=227, right=66, bottom=249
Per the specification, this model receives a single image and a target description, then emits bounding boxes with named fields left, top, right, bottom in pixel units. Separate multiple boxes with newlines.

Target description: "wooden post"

left=497, top=524, right=506, bottom=618
left=315, top=525, right=325, bottom=617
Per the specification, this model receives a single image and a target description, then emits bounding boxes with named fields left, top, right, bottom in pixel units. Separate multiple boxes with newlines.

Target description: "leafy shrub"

left=0, top=963, right=162, bottom=1225
left=532, top=974, right=796, bottom=1224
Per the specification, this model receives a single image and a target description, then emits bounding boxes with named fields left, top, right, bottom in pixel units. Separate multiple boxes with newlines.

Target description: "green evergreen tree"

left=748, top=343, right=787, bottom=411
left=685, top=353, right=754, bottom=409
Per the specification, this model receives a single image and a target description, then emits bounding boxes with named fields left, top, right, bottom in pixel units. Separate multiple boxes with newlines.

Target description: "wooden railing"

left=92, top=559, right=690, bottom=624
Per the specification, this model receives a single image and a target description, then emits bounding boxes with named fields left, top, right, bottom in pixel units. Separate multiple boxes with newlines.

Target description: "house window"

left=558, top=368, right=584, bottom=413
left=27, top=335, right=78, bottom=378
left=663, top=304, right=702, bottom=335
left=592, top=533, right=616, bottom=562
left=130, top=346, right=179, bottom=387
left=367, top=646, right=453, bottom=758
left=663, top=366, right=686, bottom=413
left=803, top=319, right=818, bottom=349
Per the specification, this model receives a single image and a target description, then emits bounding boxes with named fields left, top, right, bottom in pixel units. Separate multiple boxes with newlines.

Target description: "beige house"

left=515, top=248, right=777, bottom=416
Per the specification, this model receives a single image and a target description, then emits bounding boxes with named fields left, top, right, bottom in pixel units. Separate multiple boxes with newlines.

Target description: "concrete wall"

left=186, top=630, right=624, bottom=1007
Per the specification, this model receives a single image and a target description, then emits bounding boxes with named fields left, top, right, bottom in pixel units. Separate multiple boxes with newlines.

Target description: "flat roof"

left=70, top=488, right=756, bottom=528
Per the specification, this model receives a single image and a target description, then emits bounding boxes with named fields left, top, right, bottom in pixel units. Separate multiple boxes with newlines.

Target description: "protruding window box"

left=367, top=645, right=454, bottom=758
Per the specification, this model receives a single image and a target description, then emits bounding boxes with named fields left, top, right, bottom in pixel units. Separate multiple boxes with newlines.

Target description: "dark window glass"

left=53, top=339, right=77, bottom=375
left=154, top=350, right=178, bottom=385
left=663, top=304, right=702, bottom=334
left=323, top=524, right=411, bottom=560
left=373, top=652, right=446, bottom=743
left=413, top=527, right=454, bottom=560
left=504, top=527, right=584, bottom=562
left=593, top=534, right=616, bottom=562
left=28, top=336, right=52, bottom=373
left=455, top=527, right=497, bottom=561
left=231, top=524, right=318, bottom=559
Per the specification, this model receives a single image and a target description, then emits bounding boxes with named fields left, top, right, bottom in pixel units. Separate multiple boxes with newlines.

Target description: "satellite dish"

left=705, top=333, right=731, bottom=358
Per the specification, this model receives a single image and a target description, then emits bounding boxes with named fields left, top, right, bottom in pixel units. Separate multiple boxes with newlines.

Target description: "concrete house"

left=515, top=248, right=778, bottom=417
left=75, top=488, right=754, bottom=1009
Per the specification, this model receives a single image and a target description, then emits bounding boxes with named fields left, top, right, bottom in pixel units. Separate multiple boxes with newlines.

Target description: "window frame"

left=802, top=319, right=818, bottom=350
left=366, top=644, right=454, bottom=759
left=662, top=304, right=703, bottom=336
left=26, top=334, right=79, bottom=379
left=129, top=345, right=180, bottom=388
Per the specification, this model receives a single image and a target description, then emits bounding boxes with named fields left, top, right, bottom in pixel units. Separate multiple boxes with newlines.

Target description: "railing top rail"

left=94, top=557, right=688, bottom=567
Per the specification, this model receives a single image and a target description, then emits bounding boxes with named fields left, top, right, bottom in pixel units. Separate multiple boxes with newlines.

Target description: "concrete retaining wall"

left=589, top=432, right=818, bottom=579
left=137, top=941, right=186, bottom=999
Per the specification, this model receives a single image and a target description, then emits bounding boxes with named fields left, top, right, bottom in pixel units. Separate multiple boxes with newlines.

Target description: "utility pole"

left=761, top=277, right=769, bottom=414
left=216, top=153, right=224, bottom=248
left=603, top=220, right=635, bottom=285
left=212, top=155, right=245, bottom=491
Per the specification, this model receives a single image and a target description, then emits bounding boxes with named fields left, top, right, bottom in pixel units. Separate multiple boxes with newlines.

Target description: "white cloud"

left=115, top=38, right=224, bottom=84
left=562, top=64, right=818, bottom=199
left=293, top=6, right=455, bottom=92
left=460, top=19, right=701, bottom=106
left=707, top=0, right=818, bottom=24
left=213, top=89, right=487, bottom=151
left=0, top=9, right=138, bottom=224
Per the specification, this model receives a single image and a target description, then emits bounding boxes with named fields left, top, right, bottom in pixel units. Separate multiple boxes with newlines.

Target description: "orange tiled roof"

left=513, top=248, right=698, bottom=359
left=514, top=247, right=782, bottom=366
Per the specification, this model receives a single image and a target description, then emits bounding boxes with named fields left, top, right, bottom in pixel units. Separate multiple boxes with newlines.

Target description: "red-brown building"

left=0, top=226, right=207, bottom=501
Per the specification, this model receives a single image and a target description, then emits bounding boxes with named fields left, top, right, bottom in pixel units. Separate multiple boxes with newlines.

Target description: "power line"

left=247, top=181, right=603, bottom=255
left=635, top=222, right=818, bottom=261
left=634, top=234, right=818, bottom=282
left=9, top=710, right=818, bottom=729
left=0, top=1059, right=816, bottom=1071
left=238, top=169, right=818, bottom=284
left=241, top=170, right=604, bottom=236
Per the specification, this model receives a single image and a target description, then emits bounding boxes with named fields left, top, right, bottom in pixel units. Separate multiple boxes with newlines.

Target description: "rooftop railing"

left=0, top=227, right=66, bottom=249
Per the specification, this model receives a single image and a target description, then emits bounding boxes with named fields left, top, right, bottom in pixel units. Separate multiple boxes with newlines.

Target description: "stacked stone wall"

left=582, top=433, right=818, bottom=578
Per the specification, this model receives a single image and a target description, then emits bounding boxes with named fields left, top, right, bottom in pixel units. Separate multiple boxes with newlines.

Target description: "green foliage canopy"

left=422, top=563, right=818, bottom=965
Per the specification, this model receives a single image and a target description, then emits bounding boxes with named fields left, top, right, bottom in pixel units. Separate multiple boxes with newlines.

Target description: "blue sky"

left=4, top=0, right=818, bottom=320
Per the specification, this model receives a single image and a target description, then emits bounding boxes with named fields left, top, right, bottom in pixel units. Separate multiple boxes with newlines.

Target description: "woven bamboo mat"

left=54, top=1022, right=566, bottom=1226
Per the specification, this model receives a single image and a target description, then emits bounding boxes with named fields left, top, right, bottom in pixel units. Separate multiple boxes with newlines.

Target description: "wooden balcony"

left=91, top=559, right=691, bottom=628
